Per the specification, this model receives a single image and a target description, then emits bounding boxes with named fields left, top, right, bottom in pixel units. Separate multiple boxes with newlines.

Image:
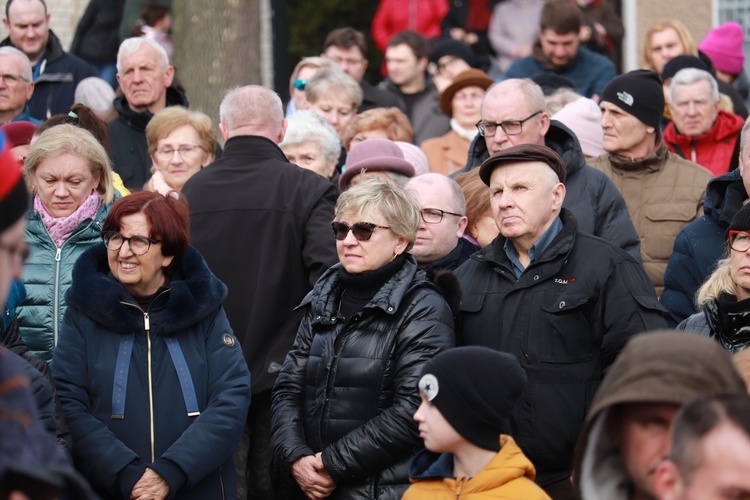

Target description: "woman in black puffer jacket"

left=271, top=177, right=456, bottom=500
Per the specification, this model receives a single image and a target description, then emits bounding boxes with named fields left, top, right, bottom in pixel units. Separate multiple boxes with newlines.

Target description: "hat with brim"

left=439, top=69, right=495, bottom=117
left=478, top=143, right=566, bottom=186
left=339, top=138, right=415, bottom=190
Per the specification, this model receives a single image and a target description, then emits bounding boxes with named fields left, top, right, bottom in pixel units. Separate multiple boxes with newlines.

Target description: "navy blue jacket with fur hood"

left=52, top=244, right=251, bottom=500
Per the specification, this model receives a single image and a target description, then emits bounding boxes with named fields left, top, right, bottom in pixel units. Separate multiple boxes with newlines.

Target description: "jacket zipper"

left=121, top=288, right=169, bottom=464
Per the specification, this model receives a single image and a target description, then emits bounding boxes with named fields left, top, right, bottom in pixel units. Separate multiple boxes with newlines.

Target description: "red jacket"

left=371, top=0, right=449, bottom=52
left=664, top=110, right=744, bottom=177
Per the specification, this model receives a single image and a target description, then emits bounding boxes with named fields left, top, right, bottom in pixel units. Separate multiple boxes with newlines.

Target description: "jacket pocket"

left=538, top=293, right=594, bottom=363
left=643, top=204, right=698, bottom=261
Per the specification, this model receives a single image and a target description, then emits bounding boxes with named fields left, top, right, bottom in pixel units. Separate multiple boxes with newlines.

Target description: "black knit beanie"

left=418, top=346, right=527, bottom=451
left=0, top=132, right=27, bottom=233
left=726, top=203, right=750, bottom=239
left=600, top=70, right=664, bottom=130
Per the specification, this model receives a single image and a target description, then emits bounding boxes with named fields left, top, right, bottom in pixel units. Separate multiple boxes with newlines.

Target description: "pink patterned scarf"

left=34, top=193, right=102, bottom=248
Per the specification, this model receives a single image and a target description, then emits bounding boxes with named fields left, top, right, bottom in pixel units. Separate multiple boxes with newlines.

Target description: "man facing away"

left=456, top=143, right=665, bottom=497
left=181, top=85, right=339, bottom=500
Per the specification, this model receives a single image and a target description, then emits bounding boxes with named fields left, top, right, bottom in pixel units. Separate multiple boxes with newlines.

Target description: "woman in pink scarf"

left=16, top=124, right=116, bottom=362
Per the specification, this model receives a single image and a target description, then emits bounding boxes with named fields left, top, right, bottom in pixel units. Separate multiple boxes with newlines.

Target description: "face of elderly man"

left=0, top=54, right=33, bottom=120
left=481, top=83, right=549, bottom=157
left=407, top=174, right=468, bottom=265
left=600, top=101, right=656, bottom=159
left=117, top=43, right=174, bottom=114
left=489, top=160, right=564, bottom=252
left=669, top=78, right=720, bottom=137
left=3, top=0, right=50, bottom=64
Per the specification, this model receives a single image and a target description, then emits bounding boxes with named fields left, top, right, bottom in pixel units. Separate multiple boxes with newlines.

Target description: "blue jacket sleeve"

left=661, top=230, right=708, bottom=327
left=151, top=307, right=251, bottom=492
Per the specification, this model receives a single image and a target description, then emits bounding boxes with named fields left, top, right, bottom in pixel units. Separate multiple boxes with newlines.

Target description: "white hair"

left=219, top=85, right=283, bottom=132
left=117, top=37, right=170, bottom=73
left=280, top=110, right=341, bottom=163
left=669, top=68, right=720, bottom=104
left=0, top=46, right=31, bottom=81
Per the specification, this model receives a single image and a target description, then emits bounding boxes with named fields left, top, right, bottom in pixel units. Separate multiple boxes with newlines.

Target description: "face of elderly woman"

left=32, top=153, right=100, bottom=218
left=452, top=85, right=485, bottom=130
left=282, top=140, right=336, bottom=179
left=151, top=124, right=212, bottom=190
left=107, top=212, right=174, bottom=297
left=335, top=210, right=408, bottom=274
left=311, top=95, right=356, bottom=137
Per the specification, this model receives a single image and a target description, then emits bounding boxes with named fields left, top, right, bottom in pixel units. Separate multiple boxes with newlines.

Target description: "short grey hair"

left=406, top=173, right=467, bottom=215
left=305, top=67, right=363, bottom=109
left=669, top=68, right=720, bottom=104
left=280, top=110, right=341, bottom=164
left=219, top=85, right=283, bottom=131
left=0, top=46, right=31, bottom=81
left=117, top=37, right=170, bottom=73
left=483, top=78, right=547, bottom=117
left=545, top=88, right=581, bottom=115
left=334, top=176, right=421, bottom=251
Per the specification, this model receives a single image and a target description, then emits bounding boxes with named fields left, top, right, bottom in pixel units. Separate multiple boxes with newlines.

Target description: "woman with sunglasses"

left=271, top=177, right=456, bottom=499
left=679, top=204, right=750, bottom=353
left=52, top=190, right=251, bottom=499
left=287, top=57, right=335, bottom=117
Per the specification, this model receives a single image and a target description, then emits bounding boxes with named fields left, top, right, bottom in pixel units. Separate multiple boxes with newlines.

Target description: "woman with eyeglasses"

left=52, top=190, right=251, bottom=499
left=271, top=177, right=456, bottom=499
left=144, top=106, right=217, bottom=194
left=679, top=204, right=750, bottom=353
left=16, top=124, right=117, bottom=362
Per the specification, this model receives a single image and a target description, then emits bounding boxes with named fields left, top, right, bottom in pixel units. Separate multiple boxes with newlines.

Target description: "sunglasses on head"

left=293, top=79, right=307, bottom=91
left=331, top=221, right=390, bottom=241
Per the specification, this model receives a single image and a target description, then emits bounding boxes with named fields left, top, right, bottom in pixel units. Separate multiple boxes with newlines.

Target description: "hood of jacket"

left=704, top=168, right=747, bottom=227
left=66, top=243, right=226, bottom=335
left=665, top=109, right=745, bottom=145
left=464, top=120, right=587, bottom=178
left=408, top=436, right=537, bottom=492
left=113, top=87, right=189, bottom=132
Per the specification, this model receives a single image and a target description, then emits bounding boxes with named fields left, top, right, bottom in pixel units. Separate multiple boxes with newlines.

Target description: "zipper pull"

left=55, top=247, right=61, bottom=262
left=144, top=312, right=150, bottom=331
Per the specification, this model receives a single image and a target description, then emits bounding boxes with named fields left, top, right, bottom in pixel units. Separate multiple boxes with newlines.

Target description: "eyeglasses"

left=0, top=240, right=30, bottom=264
left=476, top=111, right=542, bottom=137
left=154, top=144, right=202, bottom=160
left=420, top=208, right=462, bottom=224
left=0, top=73, right=28, bottom=86
left=102, top=231, right=160, bottom=256
left=331, top=221, right=390, bottom=241
left=729, top=230, right=750, bottom=252
left=294, top=79, right=307, bottom=91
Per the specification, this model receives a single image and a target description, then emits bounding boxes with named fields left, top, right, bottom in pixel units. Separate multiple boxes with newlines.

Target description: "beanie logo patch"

left=418, top=374, right=439, bottom=401
left=617, top=91, right=634, bottom=107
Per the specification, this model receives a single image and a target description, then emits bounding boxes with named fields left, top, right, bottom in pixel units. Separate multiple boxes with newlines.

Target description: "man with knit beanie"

left=699, top=21, right=750, bottom=109
left=404, top=346, right=550, bottom=499
left=590, top=69, right=713, bottom=296
left=664, top=67, right=745, bottom=177
left=573, top=330, right=746, bottom=500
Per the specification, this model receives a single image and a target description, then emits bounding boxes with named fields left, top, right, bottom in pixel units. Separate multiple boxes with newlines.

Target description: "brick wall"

left=0, top=0, right=89, bottom=50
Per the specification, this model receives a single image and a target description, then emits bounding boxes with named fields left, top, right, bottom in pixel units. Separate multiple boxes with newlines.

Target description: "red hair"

left=103, top=191, right=189, bottom=259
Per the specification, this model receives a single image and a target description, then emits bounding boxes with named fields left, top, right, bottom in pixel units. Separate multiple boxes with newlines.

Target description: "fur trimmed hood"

left=66, top=244, right=226, bottom=335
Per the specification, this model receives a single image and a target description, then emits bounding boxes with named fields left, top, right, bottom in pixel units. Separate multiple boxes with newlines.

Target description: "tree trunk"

left=172, top=0, right=265, bottom=137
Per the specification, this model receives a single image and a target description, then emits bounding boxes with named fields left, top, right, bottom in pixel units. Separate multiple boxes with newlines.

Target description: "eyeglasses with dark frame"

left=729, top=230, right=750, bottom=252
left=331, top=221, right=390, bottom=241
left=420, top=208, right=463, bottom=224
left=476, top=111, right=542, bottom=137
left=102, top=231, right=160, bottom=256
left=0, top=240, right=30, bottom=264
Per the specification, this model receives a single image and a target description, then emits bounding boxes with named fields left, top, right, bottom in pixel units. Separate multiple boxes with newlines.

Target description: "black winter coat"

left=661, top=169, right=747, bottom=326
left=108, top=87, right=189, bottom=190
left=459, top=121, right=642, bottom=262
left=0, top=31, right=97, bottom=121
left=70, top=0, right=125, bottom=64
left=271, top=256, right=456, bottom=500
left=182, top=135, right=339, bottom=395
left=455, top=209, right=666, bottom=486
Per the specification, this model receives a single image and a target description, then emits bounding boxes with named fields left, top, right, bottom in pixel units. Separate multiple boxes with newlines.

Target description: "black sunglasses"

left=331, top=221, right=390, bottom=241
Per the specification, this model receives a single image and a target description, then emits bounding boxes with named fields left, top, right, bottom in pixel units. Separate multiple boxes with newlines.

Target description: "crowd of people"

left=3, top=0, right=750, bottom=499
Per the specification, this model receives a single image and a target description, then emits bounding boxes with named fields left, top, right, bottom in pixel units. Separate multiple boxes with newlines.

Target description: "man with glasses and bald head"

left=459, top=77, right=642, bottom=262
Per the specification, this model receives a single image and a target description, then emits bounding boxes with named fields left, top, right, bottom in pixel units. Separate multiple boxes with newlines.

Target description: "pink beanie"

left=699, top=22, right=745, bottom=76
left=395, top=141, right=430, bottom=176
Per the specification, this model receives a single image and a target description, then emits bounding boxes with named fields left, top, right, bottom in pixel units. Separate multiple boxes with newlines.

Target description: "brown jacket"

left=590, top=143, right=712, bottom=296
left=421, top=130, right=471, bottom=176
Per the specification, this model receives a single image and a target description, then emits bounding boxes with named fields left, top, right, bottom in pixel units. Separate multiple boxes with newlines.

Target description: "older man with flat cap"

left=455, top=143, right=666, bottom=498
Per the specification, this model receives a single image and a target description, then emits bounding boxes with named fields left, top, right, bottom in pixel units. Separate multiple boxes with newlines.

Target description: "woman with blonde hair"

left=643, top=19, right=697, bottom=74
left=16, top=125, right=116, bottom=361
left=145, top=106, right=217, bottom=194
left=679, top=204, right=750, bottom=353
left=286, top=56, right=335, bottom=116
left=341, top=107, right=413, bottom=151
